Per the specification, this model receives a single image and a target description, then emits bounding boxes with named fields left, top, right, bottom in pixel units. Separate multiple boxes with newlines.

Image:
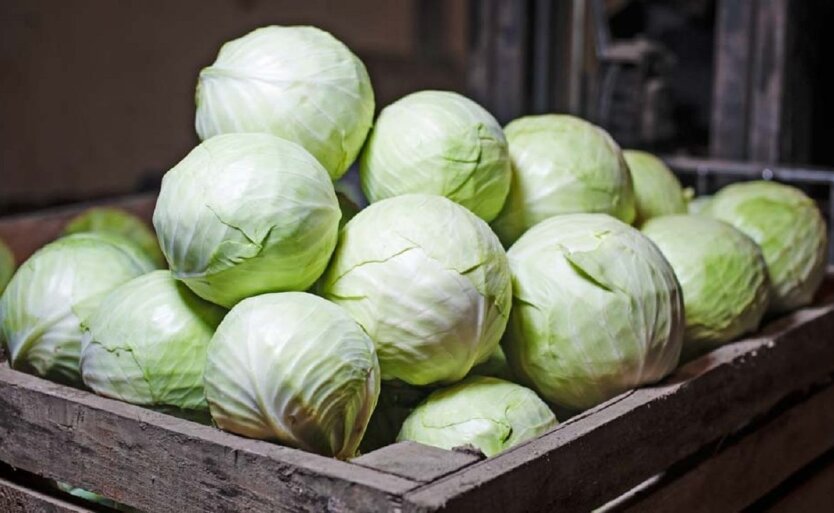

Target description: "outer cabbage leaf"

left=0, top=237, right=14, bottom=294
left=623, top=150, right=687, bottom=224
left=63, top=206, right=165, bottom=267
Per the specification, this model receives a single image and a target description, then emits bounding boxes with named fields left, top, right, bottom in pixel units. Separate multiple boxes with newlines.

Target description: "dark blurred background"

left=2, top=0, right=833, bottom=214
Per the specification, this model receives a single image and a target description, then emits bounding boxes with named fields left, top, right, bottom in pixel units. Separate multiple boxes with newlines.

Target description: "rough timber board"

left=403, top=293, right=834, bottom=513
left=352, top=441, right=482, bottom=483
left=0, top=367, right=417, bottom=513
left=609, top=383, right=834, bottom=512
left=0, top=475, right=96, bottom=513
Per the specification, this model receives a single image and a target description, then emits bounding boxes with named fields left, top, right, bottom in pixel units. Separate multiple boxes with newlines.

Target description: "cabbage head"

left=360, top=90, right=511, bottom=222
left=503, top=213, right=683, bottom=411
left=0, top=233, right=154, bottom=385
left=491, top=115, right=635, bottom=245
left=359, top=380, right=431, bottom=453
left=0, top=238, right=14, bottom=294
left=195, top=26, right=375, bottom=180
left=397, top=376, right=557, bottom=457
left=688, top=195, right=713, bottom=215
left=63, top=207, right=165, bottom=267
left=707, top=181, right=828, bottom=313
left=204, top=292, right=379, bottom=459
left=153, top=133, right=340, bottom=308
left=320, top=194, right=512, bottom=386
left=80, top=270, right=225, bottom=420
left=642, top=215, right=770, bottom=360
left=623, top=150, right=687, bottom=224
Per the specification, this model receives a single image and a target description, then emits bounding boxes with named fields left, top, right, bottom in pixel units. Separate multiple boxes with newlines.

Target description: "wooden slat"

left=763, top=458, right=834, bottom=513
left=0, top=476, right=96, bottom=513
left=0, top=194, right=156, bottom=263
left=0, top=367, right=417, bottom=513
left=612, top=384, right=834, bottom=512
left=402, top=294, right=834, bottom=513
left=353, top=442, right=482, bottom=483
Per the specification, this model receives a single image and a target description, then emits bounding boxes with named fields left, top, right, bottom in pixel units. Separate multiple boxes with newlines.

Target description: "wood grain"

left=0, top=476, right=96, bottom=513
left=352, top=442, right=482, bottom=483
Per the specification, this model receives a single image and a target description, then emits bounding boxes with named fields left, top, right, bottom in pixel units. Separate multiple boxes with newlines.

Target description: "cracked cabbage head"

left=503, top=214, right=683, bottom=411
left=359, top=90, right=511, bottom=222
left=623, top=150, right=687, bottom=224
left=63, top=207, right=165, bottom=267
left=0, top=233, right=154, bottom=386
left=321, top=194, right=512, bottom=386
left=706, top=181, right=828, bottom=313
left=0, top=238, right=14, bottom=294
left=153, top=133, right=341, bottom=308
left=204, top=292, right=379, bottom=459
left=80, top=270, right=225, bottom=421
left=491, top=115, right=635, bottom=246
left=195, top=25, right=375, bottom=180
left=642, top=215, right=770, bottom=360
left=397, top=376, right=557, bottom=457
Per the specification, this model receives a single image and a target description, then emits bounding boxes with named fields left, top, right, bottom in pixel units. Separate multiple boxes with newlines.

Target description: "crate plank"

left=0, top=367, right=417, bottom=513
left=0, top=476, right=95, bottom=513
left=403, top=298, right=834, bottom=513
left=352, top=442, right=482, bottom=483
left=610, top=384, right=834, bottom=512
left=763, top=458, right=834, bottom=513
left=0, top=194, right=156, bottom=263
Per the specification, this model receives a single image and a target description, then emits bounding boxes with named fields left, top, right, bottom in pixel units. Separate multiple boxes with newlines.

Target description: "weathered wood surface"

left=763, top=457, right=834, bottom=512
left=0, top=475, right=96, bottom=513
left=352, top=442, right=482, bottom=483
left=0, top=194, right=156, bottom=263
left=0, top=366, right=418, bottom=513
left=610, top=383, right=834, bottom=512
left=402, top=288, right=834, bottom=513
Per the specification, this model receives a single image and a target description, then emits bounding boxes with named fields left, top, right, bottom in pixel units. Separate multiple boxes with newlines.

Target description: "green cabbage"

left=503, top=214, right=683, bottom=411
left=195, top=25, right=375, bottom=180
left=204, top=292, right=379, bottom=459
left=0, top=234, right=154, bottom=386
left=0, top=238, right=14, bottom=294
left=707, top=181, right=828, bottom=313
left=80, top=270, right=225, bottom=420
left=153, top=133, right=341, bottom=308
left=468, top=345, right=515, bottom=381
left=623, top=150, right=687, bottom=224
left=397, top=376, right=557, bottom=457
left=491, top=115, right=635, bottom=245
left=359, top=380, right=431, bottom=453
left=321, top=194, right=512, bottom=386
left=63, top=206, right=165, bottom=267
left=688, top=195, right=713, bottom=215
left=360, top=90, right=511, bottom=221
left=642, top=215, right=770, bottom=360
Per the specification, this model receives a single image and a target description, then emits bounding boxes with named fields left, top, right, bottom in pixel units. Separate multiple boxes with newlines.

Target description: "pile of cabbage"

left=0, top=25, right=829, bottom=466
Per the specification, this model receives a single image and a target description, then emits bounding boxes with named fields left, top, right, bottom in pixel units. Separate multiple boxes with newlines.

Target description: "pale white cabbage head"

left=504, top=214, right=683, bottom=411
left=320, top=194, right=512, bottom=386
left=397, top=376, right=557, bottom=457
left=0, top=238, right=14, bottom=295
left=195, top=25, right=375, bottom=180
left=153, top=133, right=341, bottom=308
left=491, top=115, right=635, bottom=245
left=706, top=181, right=828, bottom=313
left=623, top=150, right=688, bottom=224
left=204, top=292, right=379, bottom=459
left=642, top=215, right=770, bottom=360
left=80, top=270, right=226, bottom=420
left=360, top=90, right=511, bottom=221
left=0, top=233, right=154, bottom=386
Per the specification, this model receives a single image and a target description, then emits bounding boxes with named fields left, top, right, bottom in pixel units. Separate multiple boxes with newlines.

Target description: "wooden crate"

left=0, top=195, right=833, bottom=513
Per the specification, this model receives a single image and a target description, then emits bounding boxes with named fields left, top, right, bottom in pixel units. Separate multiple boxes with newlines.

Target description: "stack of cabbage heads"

left=195, top=26, right=374, bottom=180
left=360, top=90, right=511, bottom=221
left=0, top=234, right=154, bottom=385
left=492, top=115, right=635, bottom=245
left=503, top=214, right=684, bottom=411
left=706, top=181, right=828, bottom=313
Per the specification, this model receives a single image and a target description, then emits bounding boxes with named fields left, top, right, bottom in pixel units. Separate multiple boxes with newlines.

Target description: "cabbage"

left=503, top=214, right=683, bottom=411
left=706, top=181, right=828, bottom=313
left=359, top=380, right=431, bottom=453
left=204, top=292, right=379, bottom=459
left=397, top=376, right=557, bottom=457
left=0, top=238, right=14, bottom=294
left=688, top=195, right=713, bottom=215
left=195, top=25, right=375, bottom=180
left=360, top=91, right=511, bottom=221
left=80, top=270, right=225, bottom=420
left=320, top=194, right=512, bottom=386
left=491, top=115, right=635, bottom=245
left=153, top=133, right=340, bottom=308
left=642, top=215, right=770, bottom=360
left=468, top=345, right=514, bottom=381
left=623, top=150, right=687, bottom=224
left=0, top=234, right=154, bottom=386
left=63, top=207, right=165, bottom=267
